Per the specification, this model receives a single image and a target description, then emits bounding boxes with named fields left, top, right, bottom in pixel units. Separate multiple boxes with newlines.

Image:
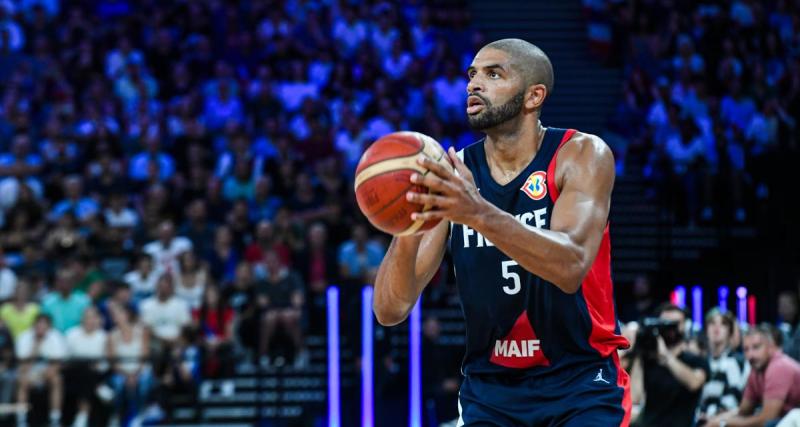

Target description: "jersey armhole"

left=448, top=148, right=465, bottom=243
left=546, top=129, right=577, bottom=203
left=453, top=148, right=465, bottom=176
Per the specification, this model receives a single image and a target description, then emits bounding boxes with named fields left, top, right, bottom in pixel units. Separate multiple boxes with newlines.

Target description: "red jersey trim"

left=613, top=352, right=632, bottom=426
left=546, top=128, right=577, bottom=203
left=581, top=225, right=630, bottom=356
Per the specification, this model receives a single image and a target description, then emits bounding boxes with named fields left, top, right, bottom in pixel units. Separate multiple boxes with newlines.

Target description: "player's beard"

left=467, top=89, right=526, bottom=131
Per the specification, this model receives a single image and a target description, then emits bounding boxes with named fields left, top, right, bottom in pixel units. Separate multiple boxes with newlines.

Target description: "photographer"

left=631, top=303, right=710, bottom=427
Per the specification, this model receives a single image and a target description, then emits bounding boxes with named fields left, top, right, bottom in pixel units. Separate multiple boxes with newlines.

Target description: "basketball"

left=354, top=131, right=454, bottom=236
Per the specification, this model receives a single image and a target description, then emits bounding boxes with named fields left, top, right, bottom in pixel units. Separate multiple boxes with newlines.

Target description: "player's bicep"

left=414, top=219, right=449, bottom=287
left=549, top=136, right=614, bottom=261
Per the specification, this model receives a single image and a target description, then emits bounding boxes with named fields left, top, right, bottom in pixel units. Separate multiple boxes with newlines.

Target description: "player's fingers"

left=410, top=171, right=453, bottom=193
left=417, top=155, right=454, bottom=180
left=405, top=191, right=447, bottom=207
left=410, top=210, right=443, bottom=222
left=448, top=147, right=475, bottom=183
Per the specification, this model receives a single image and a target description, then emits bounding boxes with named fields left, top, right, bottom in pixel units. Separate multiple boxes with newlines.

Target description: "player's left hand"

left=406, top=147, right=489, bottom=225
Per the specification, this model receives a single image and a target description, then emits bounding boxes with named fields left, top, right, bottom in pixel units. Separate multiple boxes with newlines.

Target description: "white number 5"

left=501, top=260, right=521, bottom=295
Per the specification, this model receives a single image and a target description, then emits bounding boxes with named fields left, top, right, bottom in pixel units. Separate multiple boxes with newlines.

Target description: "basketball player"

left=373, top=39, right=631, bottom=426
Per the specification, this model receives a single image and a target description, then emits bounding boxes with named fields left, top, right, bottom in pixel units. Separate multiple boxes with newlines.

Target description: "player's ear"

left=525, top=84, right=547, bottom=110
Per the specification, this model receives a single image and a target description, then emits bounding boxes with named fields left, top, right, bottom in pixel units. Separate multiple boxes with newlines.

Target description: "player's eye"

left=489, top=71, right=500, bottom=78
left=468, top=70, right=476, bottom=78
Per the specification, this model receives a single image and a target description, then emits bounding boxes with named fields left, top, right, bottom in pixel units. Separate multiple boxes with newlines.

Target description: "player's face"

left=466, top=48, right=526, bottom=131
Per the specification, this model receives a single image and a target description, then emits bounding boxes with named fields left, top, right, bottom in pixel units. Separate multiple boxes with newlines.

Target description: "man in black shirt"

left=257, top=250, right=306, bottom=367
left=632, top=303, right=710, bottom=427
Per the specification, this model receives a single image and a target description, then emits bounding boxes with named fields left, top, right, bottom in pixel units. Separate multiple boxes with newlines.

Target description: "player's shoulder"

left=559, top=130, right=613, bottom=164
left=553, top=130, right=615, bottom=189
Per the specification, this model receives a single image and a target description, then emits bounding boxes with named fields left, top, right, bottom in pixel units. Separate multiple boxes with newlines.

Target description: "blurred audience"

left=595, top=0, right=799, bottom=226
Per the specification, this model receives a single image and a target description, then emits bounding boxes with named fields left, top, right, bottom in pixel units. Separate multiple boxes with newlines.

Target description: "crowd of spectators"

left=0, top=0, right=476, bottom=425
left=618, top=275, right=800, bottom=427
left=588, top=0, right=800, bottom=226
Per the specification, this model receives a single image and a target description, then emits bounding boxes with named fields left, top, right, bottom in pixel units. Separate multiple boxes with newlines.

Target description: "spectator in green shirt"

left=41, top=268, right=90, bottom=333
left=0, top=280, right=39, bottom=338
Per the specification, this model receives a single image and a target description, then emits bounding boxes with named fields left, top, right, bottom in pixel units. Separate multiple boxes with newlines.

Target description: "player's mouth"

left=467, top=96, right=485, bottom=115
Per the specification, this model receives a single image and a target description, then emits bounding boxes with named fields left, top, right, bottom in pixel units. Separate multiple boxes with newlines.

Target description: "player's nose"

left=466, top=78, right=483, bottom=94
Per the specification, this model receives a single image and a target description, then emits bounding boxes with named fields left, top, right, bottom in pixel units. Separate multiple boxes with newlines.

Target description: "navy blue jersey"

left=448, top=128, right=629, bottom=378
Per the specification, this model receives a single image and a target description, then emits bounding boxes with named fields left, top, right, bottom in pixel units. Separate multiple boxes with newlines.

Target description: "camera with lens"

left=634, top=317, right=683, bottom=360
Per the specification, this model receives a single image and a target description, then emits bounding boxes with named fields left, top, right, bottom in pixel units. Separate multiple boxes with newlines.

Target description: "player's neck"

left=484, top=118, right=545, bottom=178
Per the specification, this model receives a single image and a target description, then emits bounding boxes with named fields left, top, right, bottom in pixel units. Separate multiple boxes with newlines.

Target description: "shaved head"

left=482, top=38, right=554, bottom=96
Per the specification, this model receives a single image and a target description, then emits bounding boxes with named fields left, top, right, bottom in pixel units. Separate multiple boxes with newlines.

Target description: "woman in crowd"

left=108, top=305, right=151, bottom=427
left=64, top=306, right=109, bottom=427
left=174, top=250, right=209, bottom=310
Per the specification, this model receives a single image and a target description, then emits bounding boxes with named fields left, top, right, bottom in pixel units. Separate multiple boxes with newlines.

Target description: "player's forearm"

left=373, top=236, right=425, bottom=326
left=473, top=206, right=588, bottom=294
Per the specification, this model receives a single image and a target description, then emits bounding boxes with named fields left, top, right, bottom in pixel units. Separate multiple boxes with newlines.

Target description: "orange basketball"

left=354, top=131, right=454, bottom=236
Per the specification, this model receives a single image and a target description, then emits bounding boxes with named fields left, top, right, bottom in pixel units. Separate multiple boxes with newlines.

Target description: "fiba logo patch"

left=521, top=171, right=547, bottom=200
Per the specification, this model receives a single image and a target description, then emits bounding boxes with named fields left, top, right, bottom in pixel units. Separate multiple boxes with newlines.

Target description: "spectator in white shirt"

left=139, top=273, right=191, bottom=345
left=64, top=307, right=108, bottom=427
left=104, top=193, right=138, bottom=229
left=173, top=251, right=209, bottom=310
left=124, top=252, right=161, bottom=302
left=142, top=220, right=193, bottom=275
left=15, top=314, right=66, bottom=427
